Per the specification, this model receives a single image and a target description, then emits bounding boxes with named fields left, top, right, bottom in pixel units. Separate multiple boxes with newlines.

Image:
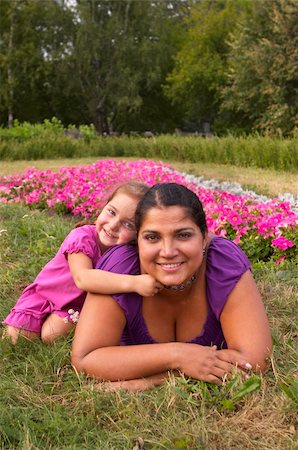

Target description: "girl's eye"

left=107, top=208, right=116, bottom=216
left=123, top=221, right=135, bottom=231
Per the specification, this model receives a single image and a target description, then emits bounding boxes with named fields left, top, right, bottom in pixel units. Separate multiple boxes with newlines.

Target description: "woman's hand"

left=174, top=344, right=252, bottom=384
left=215, top=349, right=252, bottom=373
left=134, top=274, right=163, bottom=297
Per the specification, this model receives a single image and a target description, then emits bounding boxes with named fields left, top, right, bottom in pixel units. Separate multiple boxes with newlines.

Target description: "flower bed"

left=0, top=159, right=297, bottom=264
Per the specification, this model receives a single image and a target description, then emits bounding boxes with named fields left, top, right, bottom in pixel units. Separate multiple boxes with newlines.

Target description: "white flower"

left=67, top=309, right=80, bottom=323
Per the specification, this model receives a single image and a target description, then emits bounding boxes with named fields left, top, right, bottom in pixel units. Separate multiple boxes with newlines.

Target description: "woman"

left=71, top=183, right=272, bottom=390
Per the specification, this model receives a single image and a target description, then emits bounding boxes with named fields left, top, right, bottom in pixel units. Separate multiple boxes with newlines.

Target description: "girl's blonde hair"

left=75, top=181, right=149, bottom=228
left=106, top=181, right=149, bottom=203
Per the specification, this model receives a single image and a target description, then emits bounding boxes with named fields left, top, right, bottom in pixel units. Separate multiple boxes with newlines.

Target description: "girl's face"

left=96, top=192, right=139, bottom=252
left=138, top=205, right=206, bottom=287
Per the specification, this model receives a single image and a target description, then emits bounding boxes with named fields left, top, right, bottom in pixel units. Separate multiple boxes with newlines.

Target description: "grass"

left=0, top=157, right=297, bottom=198
left=0, top=161, right=297, bottom=449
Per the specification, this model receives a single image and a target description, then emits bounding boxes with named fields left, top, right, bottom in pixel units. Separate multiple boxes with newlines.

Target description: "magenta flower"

left=271, top=236, right=295, bottom=250
left=0, top=159, right=297, bottom=262
left=227, top=211, right=243, bottom=226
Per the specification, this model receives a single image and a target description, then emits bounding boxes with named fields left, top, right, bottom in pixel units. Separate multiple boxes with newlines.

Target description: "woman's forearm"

left=72, top=343, right=179, bottom=381
left=71, top=341, right=252, bottom=383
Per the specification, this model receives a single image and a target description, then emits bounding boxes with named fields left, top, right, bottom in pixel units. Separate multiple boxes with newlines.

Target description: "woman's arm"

left=68, top=252, right=161, bottom=296
left=71, top=292, right=252, bottom=383
left=71, top=292, right=178, bottom=380
left=218, top=270, right=272, bottom=372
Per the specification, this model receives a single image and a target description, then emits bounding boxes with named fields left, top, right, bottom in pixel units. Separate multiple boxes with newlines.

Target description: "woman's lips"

left=157, top=262, right=184, bottom=272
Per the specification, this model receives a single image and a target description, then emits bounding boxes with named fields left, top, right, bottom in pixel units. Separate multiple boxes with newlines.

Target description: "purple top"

left=96, top=236, right=251, bottom=349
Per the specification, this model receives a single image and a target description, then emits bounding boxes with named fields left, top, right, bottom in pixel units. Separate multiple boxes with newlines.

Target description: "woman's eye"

left=144, top=234, right=158, bottom=241
left=178, top=232, right=192, bottom=239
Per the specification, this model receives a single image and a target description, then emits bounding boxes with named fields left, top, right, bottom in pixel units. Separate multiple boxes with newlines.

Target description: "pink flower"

left=0, top=158, right=297, bottom=259
left=227, top=211, right=243, bottom=226
left=271, top=236, right=295, bottom=250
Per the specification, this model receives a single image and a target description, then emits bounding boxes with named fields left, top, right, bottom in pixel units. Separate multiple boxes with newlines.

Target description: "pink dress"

left=3, top=225, right=101, bottom=333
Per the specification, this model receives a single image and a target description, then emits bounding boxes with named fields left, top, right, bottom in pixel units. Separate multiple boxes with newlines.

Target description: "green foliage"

left=164, top=0, right=249, bottom=132
left=0, top=124, right=297, bottom=172
left=0, top=0, right=78, bottom=126
left=0, top=0, right=297, bottom=136
left=175, top=374, right=262, bottom=412
left=73, top=0, right=185, bottom=134
left=221, top=0, right=298, bottom=136
left=0, top=117, right=64, bottom=141
left=280, top=379, right=298, bottom=405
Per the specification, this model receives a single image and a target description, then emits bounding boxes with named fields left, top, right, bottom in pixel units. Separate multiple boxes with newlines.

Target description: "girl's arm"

left=217, top=270, right=272, bottom=372
left=68, top=252, right=162, bottom=296
left=71, top=292, right=252, bottom=383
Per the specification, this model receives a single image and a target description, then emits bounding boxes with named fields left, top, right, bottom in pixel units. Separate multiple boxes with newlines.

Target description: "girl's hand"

left=175, top=344, right=252, bottom=384
left=134, top=274, right=163, bottom=297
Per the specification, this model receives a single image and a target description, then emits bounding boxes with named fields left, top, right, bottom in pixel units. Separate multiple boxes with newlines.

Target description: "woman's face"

left=138, top=205, right=206, bottom=287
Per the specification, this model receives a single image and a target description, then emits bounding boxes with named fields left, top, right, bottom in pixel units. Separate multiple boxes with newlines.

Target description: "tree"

left=221, top=0, right=298, bottom=136
left=73, top=0, right=185, bottom=134
left=163, top=0, right=248, bottom=133
left=0, top=0, right=186, bottom=132
left=0, top=0, right=79, bottom=126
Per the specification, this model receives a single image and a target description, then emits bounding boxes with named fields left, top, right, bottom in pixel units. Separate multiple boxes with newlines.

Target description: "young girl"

left=3, top=181, right=162, bottom=344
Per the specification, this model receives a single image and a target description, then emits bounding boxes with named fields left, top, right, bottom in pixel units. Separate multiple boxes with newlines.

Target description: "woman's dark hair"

left=135, top=183, right=208, bottom=235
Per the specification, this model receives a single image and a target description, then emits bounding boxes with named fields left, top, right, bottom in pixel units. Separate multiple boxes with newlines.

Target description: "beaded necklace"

left=162, top=273, right=197, bottom=292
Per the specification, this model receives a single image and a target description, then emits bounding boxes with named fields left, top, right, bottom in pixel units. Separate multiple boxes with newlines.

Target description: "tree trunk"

left=95, top=96, right=109, bottom=134
left=7, top=3, right=16, bottom=128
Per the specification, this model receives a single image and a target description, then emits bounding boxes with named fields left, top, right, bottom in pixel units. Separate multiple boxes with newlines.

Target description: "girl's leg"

left=41, top=314, right=75, bottom=343
left=2, top=325, right=40, bottom=344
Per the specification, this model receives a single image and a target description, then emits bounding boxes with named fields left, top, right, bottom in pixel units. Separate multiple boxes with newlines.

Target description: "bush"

left=0, top=120, right=297, bottom=172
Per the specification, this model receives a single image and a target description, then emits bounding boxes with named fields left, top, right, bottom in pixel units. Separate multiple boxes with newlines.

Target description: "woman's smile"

left=157, top=262, right=185, bottom=272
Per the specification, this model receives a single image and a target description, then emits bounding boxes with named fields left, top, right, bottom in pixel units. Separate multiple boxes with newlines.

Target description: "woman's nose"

left=159, top=239, right=178, bottom=258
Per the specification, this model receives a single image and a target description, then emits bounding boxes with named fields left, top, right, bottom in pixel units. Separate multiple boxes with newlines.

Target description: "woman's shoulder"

left=96, top=244, right=140, bottom=275
left=207, top=235, right=251, bottom=270
left=205, top=236, right=251, bottom=319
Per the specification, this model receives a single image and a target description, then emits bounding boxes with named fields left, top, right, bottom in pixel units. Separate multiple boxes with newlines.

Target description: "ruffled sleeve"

left=206, top=237, right=251, bottom=319
left=60, top=225, right=100, bottom=261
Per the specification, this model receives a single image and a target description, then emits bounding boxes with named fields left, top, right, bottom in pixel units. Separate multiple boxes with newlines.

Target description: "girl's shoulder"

left=60, top=224, right=96, bottom=242
left=60, top=224, right=100, bottom=261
